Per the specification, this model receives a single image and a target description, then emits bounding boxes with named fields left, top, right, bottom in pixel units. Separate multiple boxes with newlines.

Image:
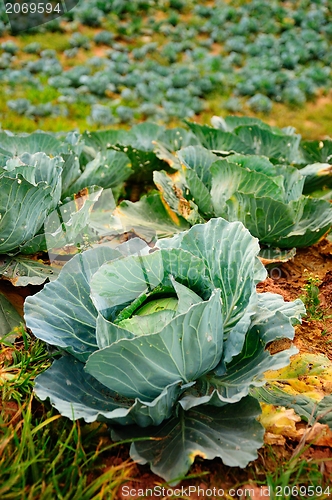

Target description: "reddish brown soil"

left=257, top=239, right=332, bottom=301
left=257, top=238, right=332, bottom=361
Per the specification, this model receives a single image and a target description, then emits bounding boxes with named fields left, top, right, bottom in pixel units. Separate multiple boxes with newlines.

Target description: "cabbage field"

left=1, top=0, right=332, bottom=497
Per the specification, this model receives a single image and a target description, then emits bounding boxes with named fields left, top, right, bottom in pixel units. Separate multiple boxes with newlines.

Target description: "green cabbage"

left=24, top=218, right=305, bottom=483
left=150, top=117, right=332, bottom=249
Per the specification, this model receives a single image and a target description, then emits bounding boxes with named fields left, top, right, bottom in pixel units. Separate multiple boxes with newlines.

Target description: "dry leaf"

left=300, top=422, right=332, bottom=446
left=259, top=403, right=301, bottom=438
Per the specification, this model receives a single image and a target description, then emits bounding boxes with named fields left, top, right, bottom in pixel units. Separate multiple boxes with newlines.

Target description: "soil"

left=257, top=238, right=332, bottom=361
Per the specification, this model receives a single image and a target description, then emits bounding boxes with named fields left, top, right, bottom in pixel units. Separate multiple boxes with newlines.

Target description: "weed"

left=299, top=274, right=325, bottom=321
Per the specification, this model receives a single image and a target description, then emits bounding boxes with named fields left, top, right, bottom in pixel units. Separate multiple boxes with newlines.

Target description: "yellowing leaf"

left=189, top=450, right=207, bottom=461
left=264, top=353, right=332, bottom=401
left=259, top=402, right=301, bottom=438
left=260, top=404, right=332, bottom=445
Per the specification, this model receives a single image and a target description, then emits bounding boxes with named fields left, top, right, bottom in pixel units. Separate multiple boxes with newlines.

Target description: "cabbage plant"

left=0, top=148, right=105, bottom=254
left=0, top=152, right=62, bottom=254
left=24, top=218, right=305, bottom=483
left=207, top=154, right=332, bottom=248
left=152, top=123, right=332, bottom=250
left=0, top=130, right=132, bottom=256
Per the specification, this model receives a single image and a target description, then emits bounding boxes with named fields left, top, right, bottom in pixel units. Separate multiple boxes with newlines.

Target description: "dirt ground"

left=257, top=238, right=332, bottom=360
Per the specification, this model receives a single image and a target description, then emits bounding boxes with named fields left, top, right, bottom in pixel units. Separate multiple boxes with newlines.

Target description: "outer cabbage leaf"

left=185, top=171, right=214, bottom=218
left=40, top=186, right=102, bottom=252
left=253, top=386, right=332, bottom=429
left=114, top=397, right=264, bottom=484
left=66, top=150, right=131, bottom=196
left=115, top=192, right=190, bottom=240
left=0, top=154, right=62, bottom=253
left=210, top=159, right=285, bottom=207
left=211, top=116, right=282, bottom=134
left=223, top=194, right=332, bottom=248
left=185, top=122, right=254, bottom=155
left=226, top=153, right=278, bottom=176
left=95, top=312, right=134, bottom=348
left=174, top=146, right=217, bottom=218
left=272, top=164, right=305, bottom=203
left=153, top=170, right=198, bottom=224
left=18, top=185, right=103, bottom=257
left=225, top=154, right=305, bottom=202
left=4, top=152, right=63, bottom=210
left=35, top=356, right=187, bottom=427
left=180, top=293, right=304, bottom=408
left=300, top=139, right=332, bottom=165
left=154, top=127, right=199, bottom=169
left=178, top=145, right=217, bottom=188
left=82, top=129, right=127, bottom=154
left=258, top=247, right=297, bottom=264
left=158, top=218, right=267, bottom=335
left=300, top=163, right=332, bottom=194
left=107, top=123, right=168, bottom=182
left=119, top=123, right=165, bottom=152
left=222, top=292, right=304, bottom=366
left=24, top=246, right=121, bottom=362
left=0, top=255, right=59, bottom=286
left=235, top=125, right=301, bottom=163
left=0, top=131, right=65, bottom=157
left=60, top=153, right=82, bottom=199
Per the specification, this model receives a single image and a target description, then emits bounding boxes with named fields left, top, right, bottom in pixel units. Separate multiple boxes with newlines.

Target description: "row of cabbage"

left=1, top=115, right=332, bottom=483
left=1, top=116, right=331, bottom=260
left=2, top=0, right=332, bottom=125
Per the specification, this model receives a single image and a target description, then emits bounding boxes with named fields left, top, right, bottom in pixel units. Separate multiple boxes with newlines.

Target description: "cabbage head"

left=24, top=218, right=305, bottom=483
left=0, top=152, right=62, bottom=254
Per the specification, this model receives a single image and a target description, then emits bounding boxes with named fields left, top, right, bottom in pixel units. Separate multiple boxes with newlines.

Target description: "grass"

left=0, top=329, right=134, bottom=499
left=18, top=31, right=71, bottom=52
left=255, top=445, right=332, bottom=500
left=2, top=84, right=332, bottom=138
left=2, top=90, right=332, bottom=138
left=0, top=327, right=50, bottom=399
left=0, top=401, right=134, bottom=500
